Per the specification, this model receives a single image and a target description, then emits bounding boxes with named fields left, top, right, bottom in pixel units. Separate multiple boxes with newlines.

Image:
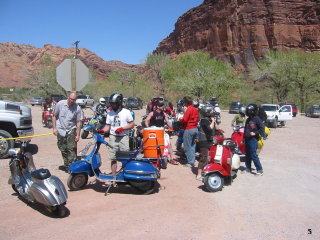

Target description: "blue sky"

left=0, top=0, right=203, bottom=64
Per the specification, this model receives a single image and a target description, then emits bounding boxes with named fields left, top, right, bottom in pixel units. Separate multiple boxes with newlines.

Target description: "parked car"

left=280, top=102, right=298, bottom=117
left=305, top=105, right=320, bottom=118
left=229, top=101, right=243, bottom=114
left=29, top=97, right=45, bottom=106
left=50, top=94, right=66, bottom=103
left=126, top=97, right=143, bottom=110
left=260, top=104, right=292, bottom=128
left=0, top=99, right=34, bottom=158
left=76, top=95, right=95, bottom=108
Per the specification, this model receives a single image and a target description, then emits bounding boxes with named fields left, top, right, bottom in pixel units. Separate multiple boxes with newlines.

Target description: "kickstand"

left=104, top=181, right=117, bottom=196
left=105, top=183, right=113, bottom=196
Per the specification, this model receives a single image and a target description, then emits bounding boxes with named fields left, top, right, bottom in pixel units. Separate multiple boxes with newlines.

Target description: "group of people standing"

left=51, top=92, right=264, bottom=179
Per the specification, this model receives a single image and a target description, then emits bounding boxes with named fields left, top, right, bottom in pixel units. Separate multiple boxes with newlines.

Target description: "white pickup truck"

left=260, top=104, right=292, bottom=128
left=76, top=95, right=95, bottom=108
left=0, top=99, right=34, bottom=158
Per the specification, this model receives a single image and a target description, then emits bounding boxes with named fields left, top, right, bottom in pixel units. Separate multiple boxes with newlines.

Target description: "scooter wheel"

left=129, top=180, right=155, bottom=194
left=81, top=130, right=89, bottom=139
left=47, top=204, right=67, bottom=217
left=67, top=173, right=88, bottom=191
left=204, top=173, right=224, bottom=192
left=11, top=184, right=18, bottom=194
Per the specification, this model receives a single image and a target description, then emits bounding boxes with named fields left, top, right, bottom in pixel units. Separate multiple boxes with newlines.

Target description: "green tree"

left=145, top=53, right=171, bottom=96
left=250, top=50, right=320, bottom=111
left=161, top=51, right=242, bottom=104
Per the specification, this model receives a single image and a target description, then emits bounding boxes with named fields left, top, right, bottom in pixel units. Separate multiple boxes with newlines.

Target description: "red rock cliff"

left=155, top=0, right=320, bottom=65
left=0, top=42, right=142, bottom=88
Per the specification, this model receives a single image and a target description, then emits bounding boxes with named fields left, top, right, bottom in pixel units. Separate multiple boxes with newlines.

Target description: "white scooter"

left=8, top=142, right=68, bottom=217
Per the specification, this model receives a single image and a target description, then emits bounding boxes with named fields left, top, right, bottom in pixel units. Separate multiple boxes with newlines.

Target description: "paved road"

left=0, top=106, right=319, bottom=240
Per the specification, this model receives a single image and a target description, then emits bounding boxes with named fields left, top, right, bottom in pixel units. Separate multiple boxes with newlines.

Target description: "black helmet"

left=246, top=104, right=258, bottom=117
left=200, top=104, right=213, bottom=118
left=109, top=93, right=123, bottom=104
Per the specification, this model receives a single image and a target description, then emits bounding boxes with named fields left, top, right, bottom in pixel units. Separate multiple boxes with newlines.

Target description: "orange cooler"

left=143, top=127, right=164, bottom=158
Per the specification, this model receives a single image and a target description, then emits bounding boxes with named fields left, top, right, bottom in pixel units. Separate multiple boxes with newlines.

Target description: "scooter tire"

left=204, top=173, right=224, bottom=192
left=47, top=120, right=53, bottom=129
left=129, top=180, right=155, bottom=194
left=67, top=173, right=88, bottom=191
left=12, top=184, right=18, bottom=194
left=48, top=204, right=67, bottom=217
left=81, top=130, right=89, bottom=139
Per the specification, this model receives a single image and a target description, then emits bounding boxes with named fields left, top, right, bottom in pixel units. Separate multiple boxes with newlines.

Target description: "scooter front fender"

left=30, top=176, right=68, bottom=207
left=82, top=125, right=94, bottom=131
left=202, top=163, right=229, bottom=177
left=69, top=160, right=93, bottom=175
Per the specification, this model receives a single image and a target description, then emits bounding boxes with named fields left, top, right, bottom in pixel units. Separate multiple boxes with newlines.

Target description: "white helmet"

left=99, top=97, right=106, bottom=105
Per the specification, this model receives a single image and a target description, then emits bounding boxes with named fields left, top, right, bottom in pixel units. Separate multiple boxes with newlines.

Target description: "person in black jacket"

left=196, top=104, right=218, bottom=180
left=244, top=104, right=264, bottom=176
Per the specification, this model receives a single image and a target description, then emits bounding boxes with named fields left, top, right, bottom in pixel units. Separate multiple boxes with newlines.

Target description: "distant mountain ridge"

left=155, top=0, right=320, bottom=66
left=0, top=42, right=142, bottom=88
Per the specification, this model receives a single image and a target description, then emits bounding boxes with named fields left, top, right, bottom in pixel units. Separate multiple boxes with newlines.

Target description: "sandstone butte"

left=2, top=0, right=320, bottom=88
left=155, top=0, right=320, bottom=66
left=0, top=42, right=142, bottom=88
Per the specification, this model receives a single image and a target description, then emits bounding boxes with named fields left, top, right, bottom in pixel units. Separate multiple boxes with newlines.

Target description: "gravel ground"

left=0, top=106, right=319, bottom=240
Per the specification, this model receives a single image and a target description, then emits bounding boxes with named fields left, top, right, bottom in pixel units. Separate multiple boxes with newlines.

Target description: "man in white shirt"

left=102, top=93, right=134, bottom=175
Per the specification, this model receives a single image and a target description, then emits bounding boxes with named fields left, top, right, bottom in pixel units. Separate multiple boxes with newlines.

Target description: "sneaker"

left=184, top=163, right=194, bottom=168
left=196, top=175, right=203, bottom=181
left=241, top=168, right=251, bottom=174
left=255, top=171, right=263, bottom=176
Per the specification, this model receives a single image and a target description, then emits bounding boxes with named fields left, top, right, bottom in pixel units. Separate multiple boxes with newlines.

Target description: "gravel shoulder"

left=0, top=106, right=319, bottom=240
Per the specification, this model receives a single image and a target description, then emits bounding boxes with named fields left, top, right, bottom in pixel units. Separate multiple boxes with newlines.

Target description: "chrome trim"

left=125, top=170, right=155, bottom=175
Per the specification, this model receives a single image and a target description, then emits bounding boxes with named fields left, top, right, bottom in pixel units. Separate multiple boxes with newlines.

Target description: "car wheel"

left=0, top=130, right=14, bottom=159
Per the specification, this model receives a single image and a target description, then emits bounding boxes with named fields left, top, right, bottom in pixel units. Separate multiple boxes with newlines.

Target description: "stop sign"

left=56, top=59, right=89, bottom=91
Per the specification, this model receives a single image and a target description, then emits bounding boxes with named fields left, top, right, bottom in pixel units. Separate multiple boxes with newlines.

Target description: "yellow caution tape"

left=0, top=133, right=53, bottom=141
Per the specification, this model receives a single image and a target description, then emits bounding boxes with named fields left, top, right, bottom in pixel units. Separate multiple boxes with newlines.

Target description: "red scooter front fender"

left=202, top=163, right=230, bottom=177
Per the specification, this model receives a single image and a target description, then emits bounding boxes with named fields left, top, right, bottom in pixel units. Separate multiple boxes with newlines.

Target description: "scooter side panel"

left=203, top=163, right=229, bottom=177
left=30, top=178, right=67, bottom=207
left=123, top=160, right=159, bottom=179
left=69, top=160, right=93, bottom=175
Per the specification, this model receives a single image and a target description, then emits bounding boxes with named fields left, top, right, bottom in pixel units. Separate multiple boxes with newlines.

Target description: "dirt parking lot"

left=0, top=106, right=319, bottom=240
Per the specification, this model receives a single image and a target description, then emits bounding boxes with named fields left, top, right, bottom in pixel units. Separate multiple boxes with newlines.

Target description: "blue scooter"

left=67, top=133, right=160, bottom=195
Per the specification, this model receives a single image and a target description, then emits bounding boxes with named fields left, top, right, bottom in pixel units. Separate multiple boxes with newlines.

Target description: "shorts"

left=108, top=135, right=129, bottom=161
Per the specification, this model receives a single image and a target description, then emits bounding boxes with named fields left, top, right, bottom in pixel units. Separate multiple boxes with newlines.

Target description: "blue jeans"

left=245, top=137, right=263, bottom=172
left=183, top=128, right=198, bottom=165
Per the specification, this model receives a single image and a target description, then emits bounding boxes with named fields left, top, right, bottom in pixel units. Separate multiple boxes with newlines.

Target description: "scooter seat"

left=116, top=151, right=137, bottom=159
left=31, top=168, right=51, bottom=180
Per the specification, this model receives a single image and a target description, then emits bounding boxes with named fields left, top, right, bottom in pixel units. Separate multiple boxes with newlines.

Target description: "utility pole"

left=72, top=40, right=80, bottom=59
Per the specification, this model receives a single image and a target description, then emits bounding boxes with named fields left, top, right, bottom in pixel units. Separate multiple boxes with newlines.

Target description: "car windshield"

left=313, top=107, right=320, bottom=111
left=262, top=105, right=277, bottom=111
left=231, top=102, right=241, bottom=107
left=128, top=98, right=138, bottom=103
left=77, top=95, right=87, bottom=99
left=33, top=97, right=42, bottom=100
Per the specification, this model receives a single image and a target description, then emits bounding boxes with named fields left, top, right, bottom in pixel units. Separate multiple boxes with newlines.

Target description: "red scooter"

left=201, top=129, right=242, bottom=192
left=230, top=125, right=245, bottom=155
left=42, top=107, right=53, bottom=128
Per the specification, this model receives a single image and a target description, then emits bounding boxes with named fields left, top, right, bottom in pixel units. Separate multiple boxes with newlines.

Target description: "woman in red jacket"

left=179, top=96, right=199, bottom=167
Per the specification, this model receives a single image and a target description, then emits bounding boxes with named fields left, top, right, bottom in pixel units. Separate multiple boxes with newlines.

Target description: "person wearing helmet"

left=101, top=93, right=135, bottom=175
left=244, top=104, right=264, bottom=176
left=231, top=106, right=246, bottom=127
left=214, top=103, right=221, bottom=113
left=196, top=104, right=218, bottom=180
left=145, top=101, right=179, bottom=165
left=179, top=96, right=200, bottom=167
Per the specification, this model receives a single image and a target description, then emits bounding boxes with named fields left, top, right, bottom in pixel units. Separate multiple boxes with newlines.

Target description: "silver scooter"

left=8, top=142, right=68, bottom=217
